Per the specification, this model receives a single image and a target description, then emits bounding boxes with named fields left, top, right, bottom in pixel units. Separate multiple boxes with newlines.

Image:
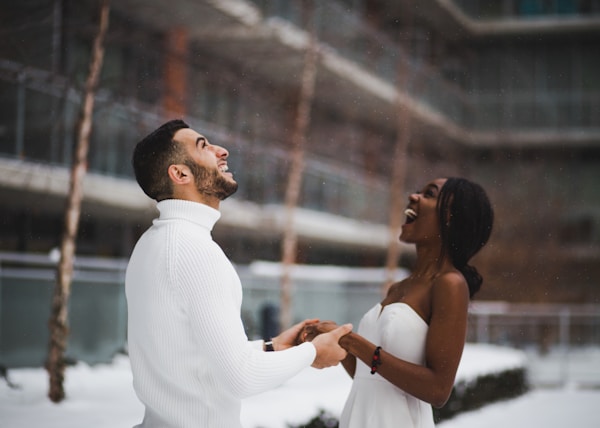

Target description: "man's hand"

left=270, top=318, right=319, bottom=351
left=311, top=323, right=353, bottom=369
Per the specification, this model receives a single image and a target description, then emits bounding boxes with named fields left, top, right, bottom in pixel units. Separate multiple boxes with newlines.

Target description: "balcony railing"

left=452, top=0, right=600, bottom=19
left=254, top=0, right=473, bottom=126
left=0, top=60, right=390, bottom=223
left=251, top=0, right=600, bottom=132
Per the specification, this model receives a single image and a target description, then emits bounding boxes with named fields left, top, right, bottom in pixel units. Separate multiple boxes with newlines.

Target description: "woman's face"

left=400, top=178, right=447, bottom=245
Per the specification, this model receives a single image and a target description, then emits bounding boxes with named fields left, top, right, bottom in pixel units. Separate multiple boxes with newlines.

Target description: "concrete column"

left=163, top=27, right=189, bottom=116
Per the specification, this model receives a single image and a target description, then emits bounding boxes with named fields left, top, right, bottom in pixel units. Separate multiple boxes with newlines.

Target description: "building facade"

left=1, top=0, right=599, bottom=304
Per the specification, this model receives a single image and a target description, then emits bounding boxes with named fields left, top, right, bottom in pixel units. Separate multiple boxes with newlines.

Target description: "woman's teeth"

left=404, top=208, right=417, bottom=220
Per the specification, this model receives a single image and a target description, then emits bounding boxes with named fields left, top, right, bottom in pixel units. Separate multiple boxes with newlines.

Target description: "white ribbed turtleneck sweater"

left=126, top=199, right=316, bottom=428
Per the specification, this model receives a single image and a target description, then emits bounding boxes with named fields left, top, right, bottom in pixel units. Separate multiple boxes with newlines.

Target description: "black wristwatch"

left=264, top=340, right=275, bottom=352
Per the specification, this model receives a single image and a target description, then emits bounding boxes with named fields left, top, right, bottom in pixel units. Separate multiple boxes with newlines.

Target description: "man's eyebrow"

left=195, top=136, right=206, bottom=146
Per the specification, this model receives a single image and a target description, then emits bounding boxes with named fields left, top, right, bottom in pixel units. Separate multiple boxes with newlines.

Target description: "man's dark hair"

left=132, top=119, right=190, bottom=201
left=437, top=177, right=494, bottom=298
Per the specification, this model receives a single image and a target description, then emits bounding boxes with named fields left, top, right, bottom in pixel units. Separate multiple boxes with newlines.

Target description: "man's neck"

left=171, top=189, right=221, bottom=211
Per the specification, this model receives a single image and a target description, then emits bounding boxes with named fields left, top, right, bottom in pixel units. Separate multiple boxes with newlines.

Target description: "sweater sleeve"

left=173, top=229, right=316, bottom=398
left=250, top=339, right=265, bottom=351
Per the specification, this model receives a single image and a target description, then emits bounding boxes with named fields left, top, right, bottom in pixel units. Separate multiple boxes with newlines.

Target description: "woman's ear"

left=167, top=164, right=191, bottom=185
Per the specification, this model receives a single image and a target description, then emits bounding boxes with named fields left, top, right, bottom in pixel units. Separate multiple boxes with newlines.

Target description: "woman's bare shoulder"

left=431, top=271, right=469, bottom=303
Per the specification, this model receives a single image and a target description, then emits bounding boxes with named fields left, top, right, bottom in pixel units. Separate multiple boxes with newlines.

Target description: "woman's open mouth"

left=404, top=208, right=417, bottom=224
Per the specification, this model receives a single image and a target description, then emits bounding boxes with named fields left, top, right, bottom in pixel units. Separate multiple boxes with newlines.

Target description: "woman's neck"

left=410, top=244, right=452, bottom=279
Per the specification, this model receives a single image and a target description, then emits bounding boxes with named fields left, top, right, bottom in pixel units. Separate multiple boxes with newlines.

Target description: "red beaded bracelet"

left=370, top=346, right=382, bottom=374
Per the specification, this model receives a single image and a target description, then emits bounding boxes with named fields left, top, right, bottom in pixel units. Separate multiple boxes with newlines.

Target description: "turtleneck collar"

left=155, top=199, right=221, bottom=231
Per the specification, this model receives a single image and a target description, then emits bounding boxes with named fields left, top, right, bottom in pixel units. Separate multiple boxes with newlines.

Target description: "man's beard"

left=186, top=161, right=238, bottom=200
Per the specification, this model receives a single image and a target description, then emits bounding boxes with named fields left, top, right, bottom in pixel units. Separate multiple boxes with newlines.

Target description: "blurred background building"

left=1, top=0, right=599, bottom=367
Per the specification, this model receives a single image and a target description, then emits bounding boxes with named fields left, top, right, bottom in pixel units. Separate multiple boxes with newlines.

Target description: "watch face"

left=265, top=341, right=275, bottom=352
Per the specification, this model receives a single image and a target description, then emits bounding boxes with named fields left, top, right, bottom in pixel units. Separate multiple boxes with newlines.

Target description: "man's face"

left=173, top=128, right=238, bottom=200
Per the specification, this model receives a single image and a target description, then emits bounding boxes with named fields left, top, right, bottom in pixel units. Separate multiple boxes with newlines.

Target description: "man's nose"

left=214, top=145, right=229, bottom=158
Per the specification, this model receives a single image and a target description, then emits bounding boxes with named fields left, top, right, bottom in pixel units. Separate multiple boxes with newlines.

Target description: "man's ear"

left=167, top=164, right=192, bottom=185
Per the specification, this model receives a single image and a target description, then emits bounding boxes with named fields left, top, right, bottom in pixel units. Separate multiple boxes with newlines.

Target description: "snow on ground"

left=436, top=387, right=599, bottom=428
left=0, top=344, right=598, bottom=428
left=453, top=343, right=527, bottom=382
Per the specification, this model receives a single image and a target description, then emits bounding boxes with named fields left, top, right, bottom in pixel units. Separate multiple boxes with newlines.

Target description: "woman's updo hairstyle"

left=437, top=177, right=494, bottom=298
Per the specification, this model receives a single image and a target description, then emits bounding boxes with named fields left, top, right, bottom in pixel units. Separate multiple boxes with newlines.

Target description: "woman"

left=299, top=177, right=494, bottom=427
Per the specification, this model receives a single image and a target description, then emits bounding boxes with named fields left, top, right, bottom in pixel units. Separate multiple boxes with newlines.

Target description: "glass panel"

left=0, top=81, right=18, bottom=156
left=0, top=0, right=55, bottom=69
left=22, top=89, right=56, bottom=162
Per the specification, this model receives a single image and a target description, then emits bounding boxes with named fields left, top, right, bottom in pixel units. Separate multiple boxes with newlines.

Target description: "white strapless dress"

left=339, top=302, right=435, bottom=427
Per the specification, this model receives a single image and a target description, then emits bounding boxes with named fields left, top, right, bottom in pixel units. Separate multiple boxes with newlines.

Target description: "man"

left=126, top=119, right=351, bottom=428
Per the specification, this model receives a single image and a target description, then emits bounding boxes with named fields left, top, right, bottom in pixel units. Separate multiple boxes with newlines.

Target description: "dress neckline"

left=377, top=302, right=428, bottom=326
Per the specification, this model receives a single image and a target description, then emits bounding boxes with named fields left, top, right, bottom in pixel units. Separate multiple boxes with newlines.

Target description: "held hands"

left=294, top=320, right=353, bottom=368
left=310, top=323, right=353, bottom=369
left=294, top=320, right=339, bottom=345
left=268, top=318, right=352, bottom=369
left=270, top=318, right=321, bottom=351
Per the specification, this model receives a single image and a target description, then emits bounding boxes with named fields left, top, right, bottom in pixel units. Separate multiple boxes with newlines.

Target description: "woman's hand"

left=294, top=320, right=339, bottom=345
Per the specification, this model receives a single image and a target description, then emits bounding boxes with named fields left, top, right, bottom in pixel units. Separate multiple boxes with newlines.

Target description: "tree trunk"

left=47, top=0, right=110, bottom=403
left=280, top=0, right=318, bottom=331
left=383, top=16, right=415, bottom=294
left=384, top=97, right=410, bottom=292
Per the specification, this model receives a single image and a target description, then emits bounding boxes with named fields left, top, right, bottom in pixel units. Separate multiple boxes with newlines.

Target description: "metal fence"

left=1, top=252, right=598, bottom=371
left=466, top=301, right=600, bottom=387
left=468, top=301, right=600, bottom=351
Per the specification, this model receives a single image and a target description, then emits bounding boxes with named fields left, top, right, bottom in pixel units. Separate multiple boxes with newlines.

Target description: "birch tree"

left=47, top=0, right=110, bottom=403
left=384, top=9, right=419, bottom=293
left=280, top=0, right=318, bottom=330
left=384, top=55, right=411, bottom=292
